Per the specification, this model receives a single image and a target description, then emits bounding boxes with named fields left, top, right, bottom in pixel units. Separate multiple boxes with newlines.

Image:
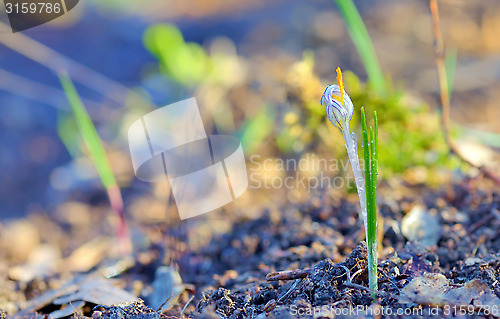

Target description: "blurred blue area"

left=0, top=0, right=316, bottom=219
left=0, top=7, right=154, bottom=218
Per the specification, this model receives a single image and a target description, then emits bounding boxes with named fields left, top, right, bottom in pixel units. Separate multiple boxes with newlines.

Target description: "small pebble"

left=401, top=206, right=441, bottom=248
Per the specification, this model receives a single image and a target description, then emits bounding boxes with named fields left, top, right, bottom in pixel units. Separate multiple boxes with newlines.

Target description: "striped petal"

left=320, top=84, right=354, bottom=130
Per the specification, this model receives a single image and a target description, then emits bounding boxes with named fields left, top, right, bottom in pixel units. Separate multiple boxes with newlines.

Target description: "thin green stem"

left=361, top=108, right=378, bottom=297
left=368, top=124, right=378, bottom=293
left=372, top=112, right=379, bottom=291
left=335, top=0, right=387, bottom=95
left=360, top=107, right=372, bottom=222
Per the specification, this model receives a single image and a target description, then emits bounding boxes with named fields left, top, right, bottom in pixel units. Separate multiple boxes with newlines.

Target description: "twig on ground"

left=156, top=292, right=175, bottom=312
left=339, top=265, right=390, bottom=297
left=378, top=267, right=401, bottom=293
left=429, top=0, right=500, bottom=185
left=266, top=268, right=311, bottom=281
left=180, top=295, right=195, bottom=317
left=277, top=279, right=301, bottom=302
left=349, top=268, right=364, bottom=283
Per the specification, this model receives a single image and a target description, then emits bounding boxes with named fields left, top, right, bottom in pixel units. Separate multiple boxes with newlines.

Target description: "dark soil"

left=1, top=178, right=500, bottom=319
left=177, top=178, right=500, bottom=318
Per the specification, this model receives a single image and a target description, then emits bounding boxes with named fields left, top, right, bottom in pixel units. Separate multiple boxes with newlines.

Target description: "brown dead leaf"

left=399, top=273, right=500, bottom=317
left=14, top=274, right=136, bottom=318
left=52, top=278, right=136, bottom=305
left=399, top=273, right=449, bottom=305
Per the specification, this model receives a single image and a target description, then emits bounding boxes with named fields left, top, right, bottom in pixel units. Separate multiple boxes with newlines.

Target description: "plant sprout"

left=321, top=67, right=378, bottom=294
left=59, top=74, right=131, bottom=255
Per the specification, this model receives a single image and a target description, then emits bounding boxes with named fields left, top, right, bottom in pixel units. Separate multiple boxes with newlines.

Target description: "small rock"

left=465, top=257, right=485, bottom=266
left=401, top=206, right=441, bottom=248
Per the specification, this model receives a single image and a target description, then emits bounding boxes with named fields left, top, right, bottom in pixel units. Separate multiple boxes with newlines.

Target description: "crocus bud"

left=320, top=68, right=354, bottom=130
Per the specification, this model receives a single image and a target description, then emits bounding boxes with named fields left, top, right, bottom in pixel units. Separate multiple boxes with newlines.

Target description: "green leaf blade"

left=335, top=0, right=387, bottom=95
left=59, top=74, right=117, bottom=189
left=360, top=107, right=372, bottom=221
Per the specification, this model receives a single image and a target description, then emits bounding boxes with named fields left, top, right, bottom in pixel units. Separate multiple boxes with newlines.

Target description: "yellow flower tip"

left=333, top=67, right=344, bottom=105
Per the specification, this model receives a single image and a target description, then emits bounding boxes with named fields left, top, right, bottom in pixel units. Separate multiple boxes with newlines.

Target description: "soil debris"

left=93, top=300, right=161, bottom=319
left=194, top=243, right=370, bottom=318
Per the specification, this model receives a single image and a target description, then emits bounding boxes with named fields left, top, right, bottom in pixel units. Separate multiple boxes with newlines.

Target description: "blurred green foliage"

left=283, top=52, right=458, bottom=178
left=345, top=72, right=459, bottom=176
left=144, top=23, right=276, bottom=153
left=144, top=24, right=211, bottom=87
left=142, top=20, right=459, bottom=183
left=236, top=106, right=275, bottom=154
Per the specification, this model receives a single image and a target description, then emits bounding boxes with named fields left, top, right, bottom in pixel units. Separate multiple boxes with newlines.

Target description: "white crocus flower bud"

left=320, top=68, right=354, bottom=131
left=321, top=84, right=354, bottom=130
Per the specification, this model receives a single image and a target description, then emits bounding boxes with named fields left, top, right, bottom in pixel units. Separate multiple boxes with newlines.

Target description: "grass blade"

left=59, top=73, right=131, bottom=254
left=335, top=0, right=387, bottom=95
left=57, top=111, right=80, bottom=159
left=361, top=107, right=378, bottom=295
left=360, top=107, right=372, bottom=223
left=59, top=75, right=116, bottom=188
left=368, top=112, right=378, bottom=293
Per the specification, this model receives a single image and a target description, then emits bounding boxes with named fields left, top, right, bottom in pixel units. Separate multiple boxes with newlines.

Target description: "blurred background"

left=2, top=0, right=500, bottom=316
left=0, top=0, right=499, bottom=226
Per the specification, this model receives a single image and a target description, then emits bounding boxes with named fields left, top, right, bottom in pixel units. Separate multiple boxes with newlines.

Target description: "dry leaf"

left=399, top=273, right=500, bottom=317
left=399, top=273, right=449, bottom=305
left=14, top=274, right=136, bottom=318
